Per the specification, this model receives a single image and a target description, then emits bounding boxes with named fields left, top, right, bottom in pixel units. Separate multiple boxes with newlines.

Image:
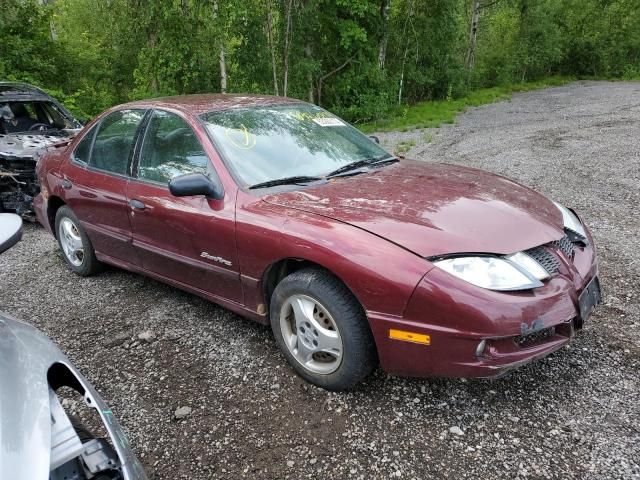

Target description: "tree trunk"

left=317, top=55, right=355, bottom=107
left=148, top=31, right=158, bottom=93
left=283, top=0, right=294, bottom=97
left=397, top=0, right=413, bottom=104
left=305, top=44, right=314, bottom=103
left=213, top=0, right=227, bottom=93
left=266, top=0, right=279, bottom=96
left=219, top=46, right=227, bottom=93
left=378, top=0, right=390, bottom=69
left=465, top=0, right=480, bottom=70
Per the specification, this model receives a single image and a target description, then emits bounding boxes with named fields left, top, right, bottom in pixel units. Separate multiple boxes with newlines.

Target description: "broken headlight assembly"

left=553, top=201, right=587, bottom=240
left=433, top=252, right=550, bottom=291
left=433, top=202, right=589, bottom=291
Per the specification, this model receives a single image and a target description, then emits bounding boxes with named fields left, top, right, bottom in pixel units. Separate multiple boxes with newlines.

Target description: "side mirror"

left=368, top=135, right=380, bottom=144
left=169, top=173, right=224, bottom=200
left=0, top=213, right=23, bottom=254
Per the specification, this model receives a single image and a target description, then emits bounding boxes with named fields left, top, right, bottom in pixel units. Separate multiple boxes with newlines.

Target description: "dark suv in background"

left=0, top=82, right=82, bottom=217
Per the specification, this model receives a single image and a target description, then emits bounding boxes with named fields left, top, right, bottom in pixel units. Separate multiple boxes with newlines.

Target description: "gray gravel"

left=1, top=80, right=639, bottom=479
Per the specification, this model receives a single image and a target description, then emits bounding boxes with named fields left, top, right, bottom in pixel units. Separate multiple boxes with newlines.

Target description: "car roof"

left=122, top=93, right=305, bottom=116
left=0, top=82, right=51, bottom=102
left=0, top=82, right=81, bottom=126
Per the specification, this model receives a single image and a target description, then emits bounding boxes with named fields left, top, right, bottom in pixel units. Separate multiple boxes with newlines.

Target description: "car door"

left=60, top=109, right=146, bottom=267
left=126, top=109, right=242, bottom=303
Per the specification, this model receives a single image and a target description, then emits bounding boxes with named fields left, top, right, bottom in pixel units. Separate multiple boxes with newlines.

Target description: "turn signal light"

left=389, top=329, right=431, bottom=345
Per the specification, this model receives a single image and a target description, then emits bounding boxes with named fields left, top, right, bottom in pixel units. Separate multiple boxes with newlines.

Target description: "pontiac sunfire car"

left=34, top=95, right=601, bottom=390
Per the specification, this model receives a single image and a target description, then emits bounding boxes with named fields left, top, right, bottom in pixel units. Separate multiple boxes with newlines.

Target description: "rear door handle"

left=62, top=179, right=72, bottom=190
left=129, top=199, right=146, bottom=210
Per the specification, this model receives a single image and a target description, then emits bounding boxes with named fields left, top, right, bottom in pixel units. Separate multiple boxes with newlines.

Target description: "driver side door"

left=126, top=109, right=242, bottom=304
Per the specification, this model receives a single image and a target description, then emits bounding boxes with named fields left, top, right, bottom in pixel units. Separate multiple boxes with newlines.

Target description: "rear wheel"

left=55, top=206, right=102, bottom=276
left=270, top=267, right=377, bottom=391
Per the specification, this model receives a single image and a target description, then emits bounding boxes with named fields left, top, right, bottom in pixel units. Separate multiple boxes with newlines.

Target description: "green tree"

left=2, top=0, right=639, bottom=122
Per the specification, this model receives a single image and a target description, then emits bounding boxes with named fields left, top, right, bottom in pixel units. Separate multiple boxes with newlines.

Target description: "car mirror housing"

left=0, top=213, right=23, bottom=254
left=168, top=173, right=224, bottom=200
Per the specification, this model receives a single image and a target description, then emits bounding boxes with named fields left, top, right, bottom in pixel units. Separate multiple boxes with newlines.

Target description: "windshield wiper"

left=326, top=156, right=398, bottom=178
left=248, top=157, right=398, bottom=190
left=248, top=175, right=324, bottom=190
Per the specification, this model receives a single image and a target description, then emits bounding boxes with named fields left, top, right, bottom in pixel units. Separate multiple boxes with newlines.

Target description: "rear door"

left=126, top=109, right=242, bottom=303
left=61, top=109, right=146, bottom=266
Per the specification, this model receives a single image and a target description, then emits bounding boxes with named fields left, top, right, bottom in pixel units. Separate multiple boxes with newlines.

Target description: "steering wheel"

left=28, top=123, right=51, bottom=132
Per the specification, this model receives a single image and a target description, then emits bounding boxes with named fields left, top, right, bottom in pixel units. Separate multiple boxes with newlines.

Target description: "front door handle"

left=129, top=199, right=146, bottom=210
left=62, top=179, right=72, bottom=189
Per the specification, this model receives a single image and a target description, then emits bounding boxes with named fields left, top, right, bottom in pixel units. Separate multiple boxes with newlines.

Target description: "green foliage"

left=0, top=1, right=60, bottom=87
left=394, top=139, right=415, bottom=154
left=2, top=0, right=639, bottom=124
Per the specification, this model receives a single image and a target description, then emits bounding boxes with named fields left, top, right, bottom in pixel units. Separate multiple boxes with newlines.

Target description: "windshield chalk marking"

left=224, top=124, right=256, bottom=150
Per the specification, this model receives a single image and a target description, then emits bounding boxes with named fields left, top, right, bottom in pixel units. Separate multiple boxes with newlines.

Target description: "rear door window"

left=90, top=109, right=145, bottom=176
left=137, top=110, right=209, bottom=185
left=72, top=127, right=96, bottom=165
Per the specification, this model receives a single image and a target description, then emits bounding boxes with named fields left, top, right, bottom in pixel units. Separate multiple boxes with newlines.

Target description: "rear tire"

left=270, top=267, right=377, bottom=391
left=55, top=205, right=102, bottom=276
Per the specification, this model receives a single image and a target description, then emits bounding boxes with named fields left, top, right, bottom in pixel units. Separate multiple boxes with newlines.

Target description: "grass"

left=394, top=140, right=416, bottom=154
left=359, top=76, right=575, bottom=133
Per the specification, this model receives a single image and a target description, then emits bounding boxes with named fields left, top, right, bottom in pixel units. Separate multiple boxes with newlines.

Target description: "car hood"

left=0, top=131, right=77, bottom=160
left=263, top=160, right=565, bottom=257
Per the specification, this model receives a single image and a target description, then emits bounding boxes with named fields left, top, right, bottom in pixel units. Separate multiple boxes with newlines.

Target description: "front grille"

left=514, top=326, right=556, bottom=347
left=523, top=234, right=575, bottom=277
left=525, top=245, right=561, bottom=275
left=552, top=234, right=574, bottom=259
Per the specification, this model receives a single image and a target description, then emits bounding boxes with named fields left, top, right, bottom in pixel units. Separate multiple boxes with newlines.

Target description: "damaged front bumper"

left=370, top=233, right=601, bottom=379
left=0, top=132, right=75, bottom=217
left=0, top=154, right=38, bottom=216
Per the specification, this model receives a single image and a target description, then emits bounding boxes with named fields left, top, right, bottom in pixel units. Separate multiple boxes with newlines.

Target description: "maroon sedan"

left=34, top=95, right=601, bottom=390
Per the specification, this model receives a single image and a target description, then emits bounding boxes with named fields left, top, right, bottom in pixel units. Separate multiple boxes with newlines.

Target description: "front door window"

left=138, top=111, right=209, bottom=184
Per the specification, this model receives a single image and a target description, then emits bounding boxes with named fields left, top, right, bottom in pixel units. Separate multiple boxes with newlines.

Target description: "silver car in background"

left=0, top=214, right=147, bottom=480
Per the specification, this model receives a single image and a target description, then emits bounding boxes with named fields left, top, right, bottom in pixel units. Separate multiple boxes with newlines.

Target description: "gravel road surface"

left=1, top=81, right=639, bottom=479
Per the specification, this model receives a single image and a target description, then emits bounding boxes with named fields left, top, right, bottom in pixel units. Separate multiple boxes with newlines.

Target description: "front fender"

left=236, top=196, right=432, bottom=318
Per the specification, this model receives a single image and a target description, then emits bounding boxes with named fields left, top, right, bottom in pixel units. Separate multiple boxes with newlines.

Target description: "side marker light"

left=389, top=329, right=431, bottom=345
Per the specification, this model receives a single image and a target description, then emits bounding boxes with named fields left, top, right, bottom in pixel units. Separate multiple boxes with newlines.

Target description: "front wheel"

left=55, top=205, right=102, bottom=276
left=270, top=268, right=378, bottom=391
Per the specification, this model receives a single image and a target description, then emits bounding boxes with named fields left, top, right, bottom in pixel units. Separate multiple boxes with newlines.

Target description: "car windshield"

left=0, top=101, right=76, bottom=134
left=201, top=104, right=392, bottom=187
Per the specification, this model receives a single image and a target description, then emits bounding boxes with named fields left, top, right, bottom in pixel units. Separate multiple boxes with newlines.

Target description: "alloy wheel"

left=279, top=294, right=344, bottom=375
left=58, top=217, right=84, bottom=267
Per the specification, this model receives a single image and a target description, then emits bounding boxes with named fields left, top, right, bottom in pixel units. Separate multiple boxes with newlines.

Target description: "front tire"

left=270, top=267, right=378, bottom=391
left=55, top=205, right=102, bottom=276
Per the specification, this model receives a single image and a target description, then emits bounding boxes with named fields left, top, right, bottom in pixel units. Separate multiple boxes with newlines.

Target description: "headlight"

left=434, top=255, right=545, bottom=291
left=553, top=201, right=586, bottom=238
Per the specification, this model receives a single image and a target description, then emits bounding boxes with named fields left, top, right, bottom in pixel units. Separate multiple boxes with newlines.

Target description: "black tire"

left=270, top=267, right=378, bottom=391
left=55, top=205, right=102, bottom=276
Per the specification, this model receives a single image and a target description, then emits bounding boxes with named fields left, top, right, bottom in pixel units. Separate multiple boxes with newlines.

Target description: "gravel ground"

left=1, top=80, right=639, bottom=479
